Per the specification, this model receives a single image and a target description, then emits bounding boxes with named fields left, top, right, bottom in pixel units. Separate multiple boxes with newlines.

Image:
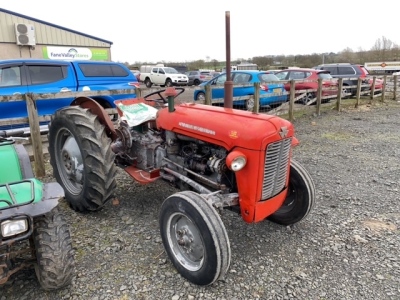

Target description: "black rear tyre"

left=268, top=160, right=315, bottom=225
left=159, top=191, right=231, bottom=286
left=48, top=106, right=117, bottom=212
left=33, top=207, right=75, bottom=290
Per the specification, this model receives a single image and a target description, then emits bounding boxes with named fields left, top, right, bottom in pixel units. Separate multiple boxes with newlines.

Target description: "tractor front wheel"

left=48, top=106, right=117, bottom=212
left=33, top=207, right=75, bottom=290
left=268, top=159, right=315, bottom=225
left=159, top=191, right=231, bottom=286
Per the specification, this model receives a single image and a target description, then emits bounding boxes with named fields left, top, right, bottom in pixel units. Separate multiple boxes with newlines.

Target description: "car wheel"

left=301, top=92, right=316, bottom=105
left=194, top=79, right=200, bottom=86
left=245, top=96, right=255, bottom=111
left=165, top=79, right=173, bottom=87
left=196, top=92, right=205, bottom=102
left=341, top=86, right=350, bottom=99
left=145, top=78, right=152, bottom=88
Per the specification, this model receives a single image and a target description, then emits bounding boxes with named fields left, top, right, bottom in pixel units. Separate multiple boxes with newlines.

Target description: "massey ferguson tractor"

left=47, top=87, right=315, bottom=286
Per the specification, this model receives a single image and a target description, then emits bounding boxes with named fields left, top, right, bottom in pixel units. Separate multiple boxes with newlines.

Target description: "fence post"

left=205, top=85, right=212, bottom=106
left=394, top=75, right=398, bottom=101
left=135, top=87, right=142, bottom=98
left=316, top=78, right=322, bottom=116
left=25, top=93, right=45, bottom=177
left=355, top=78, right=362, bottom=108
left=253, top=82, right=260, bottom=113
left=381, top=76, right=386, bottom=102
left=370, top=76, right=376, bottom=101
left=288, top=80, right=295, bottom=122
left=336, top=78, right=343, bottom=111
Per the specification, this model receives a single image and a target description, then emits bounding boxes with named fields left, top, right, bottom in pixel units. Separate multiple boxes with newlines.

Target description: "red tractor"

left=47, top=87, right=315, bottom=286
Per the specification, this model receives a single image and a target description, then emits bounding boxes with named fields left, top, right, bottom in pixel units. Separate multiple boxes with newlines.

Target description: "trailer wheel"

left=48, top=106, right=117, bottom=212
left=159, top=191, right=231, bottom=286
left=268, top=159, right=315, bottom=225
left=33, top=207, right=75, bottom=290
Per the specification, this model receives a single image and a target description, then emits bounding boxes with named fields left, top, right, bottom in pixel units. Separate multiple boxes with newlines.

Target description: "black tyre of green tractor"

left=48, top=106, right=117, bottom=212
left=33, top=207, right=75, bottom=290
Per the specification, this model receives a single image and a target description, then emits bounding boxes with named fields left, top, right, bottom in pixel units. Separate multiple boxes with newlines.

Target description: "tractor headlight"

left=226, top=151, right=247, bottom=172
left=1, top=219, right=28, bottom=237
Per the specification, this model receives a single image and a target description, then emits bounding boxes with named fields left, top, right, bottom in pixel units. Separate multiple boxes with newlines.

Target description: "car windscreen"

left=164, top=68, right=179, bottom=74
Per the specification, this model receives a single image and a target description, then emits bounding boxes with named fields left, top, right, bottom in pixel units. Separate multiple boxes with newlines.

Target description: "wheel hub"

left=168, top=213, right=204, bottom=271
left=61, top=136, right=84, bottom=184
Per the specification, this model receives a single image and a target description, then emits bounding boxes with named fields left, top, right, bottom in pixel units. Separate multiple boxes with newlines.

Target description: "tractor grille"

left=261, top=138, right=292, bottom=200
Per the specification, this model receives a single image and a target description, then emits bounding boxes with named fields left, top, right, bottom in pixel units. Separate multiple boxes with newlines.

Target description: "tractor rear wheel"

left=159, top=191, right=231, bottom=286
left=268, top=159, right=315, bottom=225
left=48, top=106, right=117, bottom=212
left=33, top=207, right=75, bottom=290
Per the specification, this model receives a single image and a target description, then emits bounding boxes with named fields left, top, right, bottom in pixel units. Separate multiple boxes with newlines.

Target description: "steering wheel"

left=144, top=87, right=185, bottom=104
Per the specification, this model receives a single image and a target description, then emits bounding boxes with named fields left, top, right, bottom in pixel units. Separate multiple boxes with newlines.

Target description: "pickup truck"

left=0, top=59, right=139, bottom=133
left=139, top=64, right=188, bottom=88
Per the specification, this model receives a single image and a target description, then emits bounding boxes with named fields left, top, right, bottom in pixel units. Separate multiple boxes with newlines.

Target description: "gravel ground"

left=1, top=100, right=400, bottom=300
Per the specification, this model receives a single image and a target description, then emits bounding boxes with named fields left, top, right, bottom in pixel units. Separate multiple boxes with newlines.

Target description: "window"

left=79, top=63, right=129, bottom=77
left=0, top=66, right=22, bottom=87
left=151, top=68, right=158, bottom=74
left=338, top=66, right=356, bottom=75
left=28, top=65, right=66, bottom=84
left=323, top=67, right=337, bottom=75
left=289, top=72, right=305, bottom=80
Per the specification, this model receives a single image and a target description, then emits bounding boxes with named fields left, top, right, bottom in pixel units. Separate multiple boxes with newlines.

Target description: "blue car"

left=0, top=59, right=139, bottom=134
left=193, top=70, right=287, bottom=110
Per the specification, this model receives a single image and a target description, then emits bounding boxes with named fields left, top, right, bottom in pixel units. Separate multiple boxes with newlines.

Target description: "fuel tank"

left=156, top=103, right=295, bottom=150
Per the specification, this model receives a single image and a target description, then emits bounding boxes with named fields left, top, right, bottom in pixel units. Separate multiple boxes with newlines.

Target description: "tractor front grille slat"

left=262, top=138, right=291, bottom=200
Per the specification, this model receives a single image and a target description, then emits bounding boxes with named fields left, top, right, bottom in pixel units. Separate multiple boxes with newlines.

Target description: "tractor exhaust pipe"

left=224, top=11, right=233, bottom=109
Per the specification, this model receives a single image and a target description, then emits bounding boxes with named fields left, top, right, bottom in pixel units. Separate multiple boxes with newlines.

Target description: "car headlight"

left=226, top=150, right=247, bottom=172
left=1, top=219, right=28, bottom=237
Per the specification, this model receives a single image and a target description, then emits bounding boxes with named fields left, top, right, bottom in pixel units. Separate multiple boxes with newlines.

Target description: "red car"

left=274, top=68, right=338, bottom=105
left=358, top=65, right=384, bottom=92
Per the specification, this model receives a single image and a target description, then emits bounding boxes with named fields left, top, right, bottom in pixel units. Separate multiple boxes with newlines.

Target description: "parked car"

left=0, top=59, right=139, bottom=133
left=186, top=70, right=213, bottom=86
left=274, top=68, right=338, bottom=105
left=193, top=70, right=287, bottom=110
left=130, top=69, right=141, bottom=82
left=210, top=71, right=221, bottom=78
left=312, top=63, right=372, bottom=96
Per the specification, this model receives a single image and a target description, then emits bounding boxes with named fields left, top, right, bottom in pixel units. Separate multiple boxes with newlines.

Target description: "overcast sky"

left=1, top=1, right=398, bottom=64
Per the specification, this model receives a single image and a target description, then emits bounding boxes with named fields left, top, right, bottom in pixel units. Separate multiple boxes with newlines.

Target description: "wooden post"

left=370, top=76, right=376, bottom=101
left=288, top=80, right=295, bottom=122
left=394, top=75, right=398, bottom=101
left=316, top=78, right=322, bottom=116
left=25, top=93, right=45, bottom=177
left=381, top=76, right=387, bottom=102
left=135, top=87, right=142, bottom=98
left=355, top=78, right=362, bottom=108
left=336, top=78, right=343, bottom=111
left=253, top=82, right=260, bottom=113
left=205, top=85, right=212, bottom=106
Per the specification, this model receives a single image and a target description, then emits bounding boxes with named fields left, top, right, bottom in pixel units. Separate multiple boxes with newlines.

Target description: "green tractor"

left=0, top=131, right=75, bottom=290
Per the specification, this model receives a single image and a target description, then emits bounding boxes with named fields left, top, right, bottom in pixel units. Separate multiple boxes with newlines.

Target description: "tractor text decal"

left=179, top=122, right=216, bottom=135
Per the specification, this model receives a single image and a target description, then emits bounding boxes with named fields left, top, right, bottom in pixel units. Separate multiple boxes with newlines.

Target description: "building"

left=0, top=8, right=112, bottom=61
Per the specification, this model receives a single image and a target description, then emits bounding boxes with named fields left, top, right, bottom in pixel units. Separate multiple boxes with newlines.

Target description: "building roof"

left=0, top=8, right=113, bottom=45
